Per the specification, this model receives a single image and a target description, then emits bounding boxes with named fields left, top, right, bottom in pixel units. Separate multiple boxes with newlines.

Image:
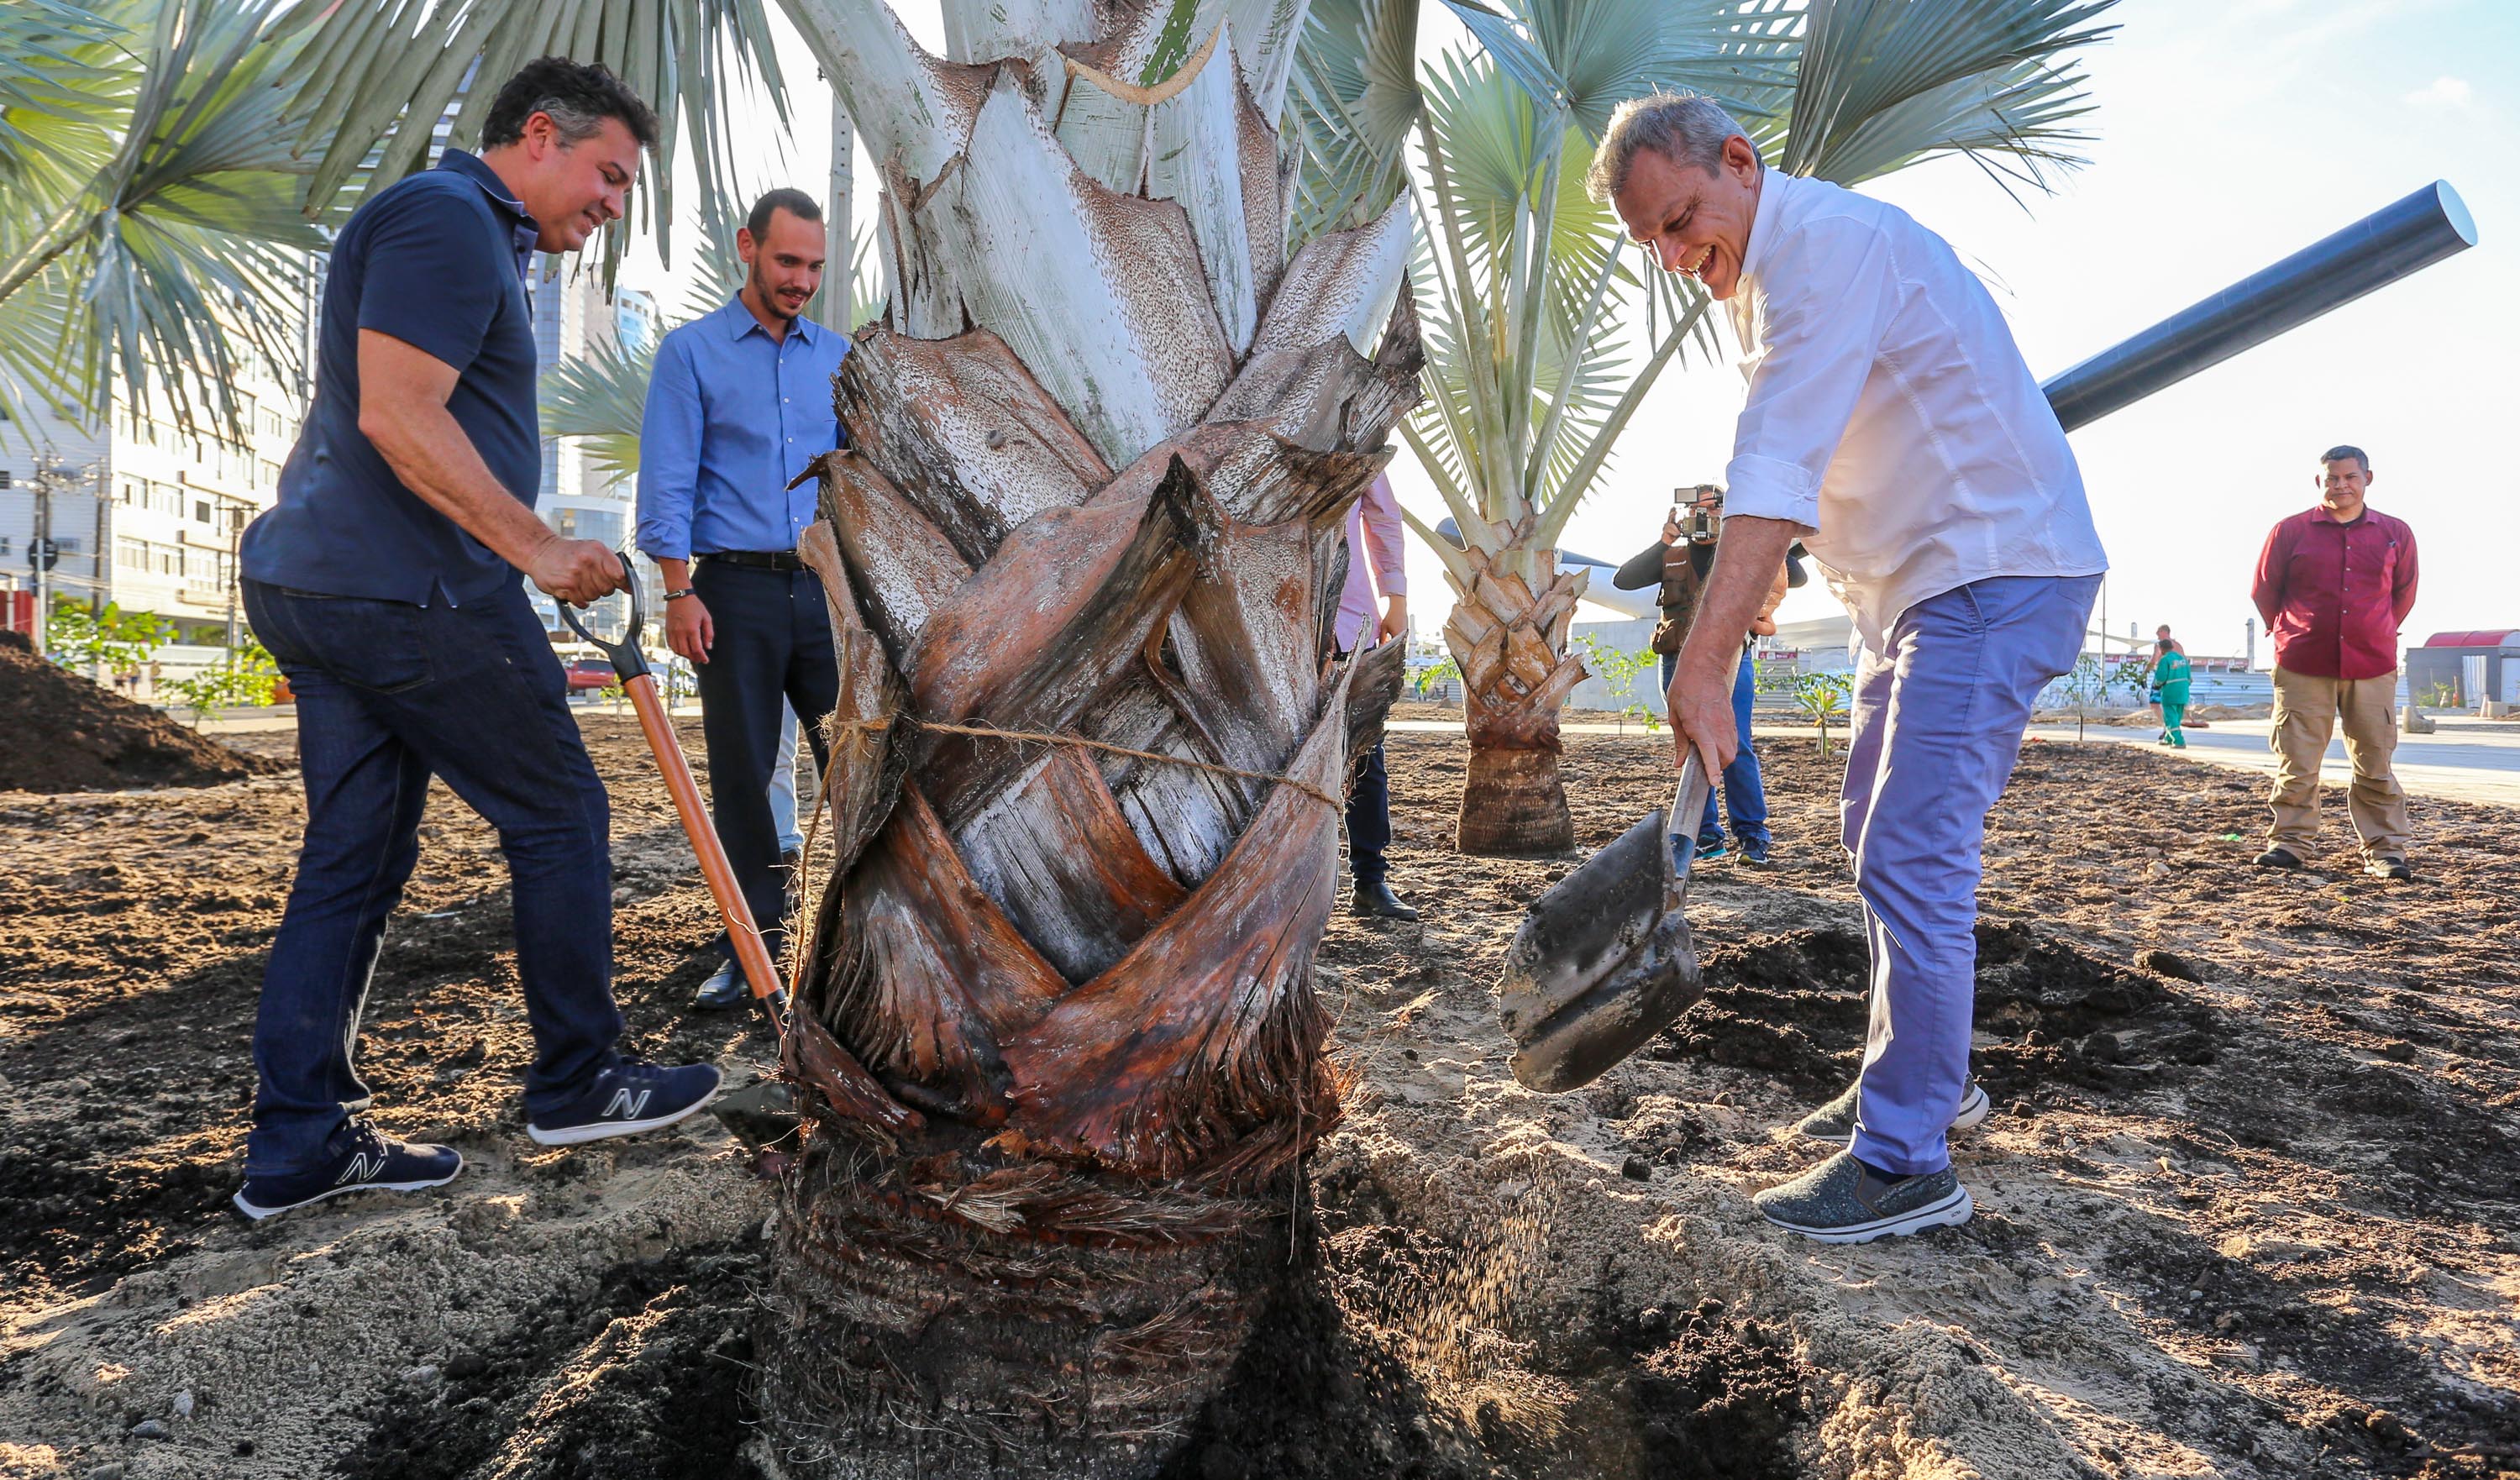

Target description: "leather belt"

left=698, top=549, right=804, bottom=572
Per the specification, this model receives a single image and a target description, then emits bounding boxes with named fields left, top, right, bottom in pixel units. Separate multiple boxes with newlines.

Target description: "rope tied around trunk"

left=825, top=713, right=1347, bottom=812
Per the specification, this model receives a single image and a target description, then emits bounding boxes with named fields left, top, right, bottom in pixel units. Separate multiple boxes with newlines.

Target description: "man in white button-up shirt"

left=1595, top=91, right=2106, bottom=1245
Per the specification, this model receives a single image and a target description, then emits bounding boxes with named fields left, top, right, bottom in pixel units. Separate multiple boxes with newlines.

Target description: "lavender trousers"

left=1842, top=574, right=2099, bottom=1175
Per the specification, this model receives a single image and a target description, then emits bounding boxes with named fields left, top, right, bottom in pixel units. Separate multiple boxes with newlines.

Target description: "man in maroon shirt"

left=2249, top=445, right=2419, bottom=879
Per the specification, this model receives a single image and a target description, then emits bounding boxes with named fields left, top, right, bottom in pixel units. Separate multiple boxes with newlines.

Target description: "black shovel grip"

left=1667, top=752, right=1713, bottom=905
left=555, top=552, right=648, bottom=681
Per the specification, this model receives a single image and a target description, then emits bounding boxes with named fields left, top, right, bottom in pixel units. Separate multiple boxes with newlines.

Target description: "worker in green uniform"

left=2150, top=638, right=2193, bottom=748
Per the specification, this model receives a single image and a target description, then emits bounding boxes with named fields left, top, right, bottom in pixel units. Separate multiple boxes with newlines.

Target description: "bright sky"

left=622, top=0, right=2518, bottom=662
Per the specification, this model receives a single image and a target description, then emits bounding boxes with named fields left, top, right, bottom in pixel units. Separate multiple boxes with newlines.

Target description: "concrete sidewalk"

left=2022, top=716, right=2520, bottom=810
left=1389, top=713, right=2520, bottom=810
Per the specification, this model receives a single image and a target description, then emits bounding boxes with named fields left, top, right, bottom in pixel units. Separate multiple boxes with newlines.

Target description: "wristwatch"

left=662, top=587, right=696, bottom=601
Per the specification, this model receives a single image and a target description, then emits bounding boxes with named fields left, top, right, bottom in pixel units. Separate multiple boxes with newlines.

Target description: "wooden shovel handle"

left=623, top=673, right=788, bottom=1026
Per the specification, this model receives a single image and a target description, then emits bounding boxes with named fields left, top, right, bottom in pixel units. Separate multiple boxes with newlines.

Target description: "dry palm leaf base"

left=748, top=3, right=1420, bottom=1472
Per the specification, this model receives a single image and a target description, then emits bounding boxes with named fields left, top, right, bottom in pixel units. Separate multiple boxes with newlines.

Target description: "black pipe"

left=2040, top=181, right=2476, bottom=433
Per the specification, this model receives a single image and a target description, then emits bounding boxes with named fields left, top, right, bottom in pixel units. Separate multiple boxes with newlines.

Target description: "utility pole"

left=28, top=448, right=54, bottom=658
left=90, top=461, right=107, bottom=618
left=223, top=496, right=244, bottom=649
left=815, top=84, right=854, bottom=338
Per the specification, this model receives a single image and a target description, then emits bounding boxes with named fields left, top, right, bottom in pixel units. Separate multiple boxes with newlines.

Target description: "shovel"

left=1496, top=754, right=1712, bottom=1092
left=559, top=554, right=789, bottom=1035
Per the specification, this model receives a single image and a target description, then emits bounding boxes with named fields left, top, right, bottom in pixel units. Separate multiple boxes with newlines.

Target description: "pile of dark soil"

left=1568, top=1294, right=1808, bottom=1480
left=0, top=630, right=277, bottom=793
left=341, top=1241, right=768, bottom=1480
left=1654, top=923, right=2187, bottom=1097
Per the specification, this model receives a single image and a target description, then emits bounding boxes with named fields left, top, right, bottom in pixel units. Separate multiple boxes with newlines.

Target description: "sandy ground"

left=3, top=716, right=2516, bottom=1478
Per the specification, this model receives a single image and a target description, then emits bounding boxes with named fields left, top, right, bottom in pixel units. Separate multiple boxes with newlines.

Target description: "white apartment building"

left=0, top=330, right=308, bottom=647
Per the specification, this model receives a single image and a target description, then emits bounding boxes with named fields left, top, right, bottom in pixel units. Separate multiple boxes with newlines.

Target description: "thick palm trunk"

left=758, top=3, right=1418, bottom=1474
left=1440, top=539, right=1588, bottom=854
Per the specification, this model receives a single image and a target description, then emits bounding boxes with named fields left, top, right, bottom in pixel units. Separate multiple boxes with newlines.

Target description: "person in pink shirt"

left=1340, top=474, right=1417, bottom=919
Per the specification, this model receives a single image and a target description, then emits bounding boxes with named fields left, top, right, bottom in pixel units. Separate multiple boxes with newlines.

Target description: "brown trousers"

left=2267, top=665, right=2412, bottom=859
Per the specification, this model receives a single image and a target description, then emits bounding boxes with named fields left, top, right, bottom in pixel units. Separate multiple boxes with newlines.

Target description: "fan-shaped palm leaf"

left=0, top=0, right=330, bottom=441
left=1779, top=0, right=2115, bottom=186
left=270, top=0, right=789, bottom=273
left=0, top=0, right=118, bottom=188
left=1286, top=0, right=1425, bottom=248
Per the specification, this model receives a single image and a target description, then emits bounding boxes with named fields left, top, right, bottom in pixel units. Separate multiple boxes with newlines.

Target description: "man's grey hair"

left=1585, top=90, right=1749, bottom=204
left=2320, top=443, right=2371, bottom=473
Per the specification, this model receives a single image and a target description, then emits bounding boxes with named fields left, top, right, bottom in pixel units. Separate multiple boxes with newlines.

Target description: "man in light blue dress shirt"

left=635, top=188, right=852, bottom=1009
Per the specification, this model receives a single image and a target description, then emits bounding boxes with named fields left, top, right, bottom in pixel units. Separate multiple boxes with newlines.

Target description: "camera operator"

left=1612, top=485, right=1800, bottom=865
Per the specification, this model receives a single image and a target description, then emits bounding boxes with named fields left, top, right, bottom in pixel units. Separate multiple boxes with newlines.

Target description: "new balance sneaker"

left=1793, top=1079, right=1990, bottom=1144
left=1753, top=1151, right=1972, bottom=1244
left=527, top=1060, right=722, bottom=1147
left=1693, top=836, right=1729, bottom=863
left=233, top=1122, right=462, bottom=1221
left=1739, top=838, right=1772, bottom=867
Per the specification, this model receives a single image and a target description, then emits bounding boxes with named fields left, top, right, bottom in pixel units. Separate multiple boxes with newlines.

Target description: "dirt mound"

left=341, top=1242, right=768, bottom=1480
left=0, top=630, right=277, bottom=793
left=1576, top=1297, right=1807, bottom=1480
left=1652, top=924, right=2179, bottom=1096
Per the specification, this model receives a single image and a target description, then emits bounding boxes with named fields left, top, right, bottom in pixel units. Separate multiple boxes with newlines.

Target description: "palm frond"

left=1779, top=0, right=2117, bottom=187
left=0, top=0, right=328, bottom=442
left=0, top=0, right=118, bottom=188
left=1442, top=0, right=1798, bottom=141
left=1284, top=0, right=1424, bottom=249
left=272, top=0, right=790, bottom=275
left=540, top=333, right=654, bottom=481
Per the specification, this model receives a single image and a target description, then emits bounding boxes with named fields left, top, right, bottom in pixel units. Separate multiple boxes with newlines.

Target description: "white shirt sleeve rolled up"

left=1722, top=216, right=1904, bottom=533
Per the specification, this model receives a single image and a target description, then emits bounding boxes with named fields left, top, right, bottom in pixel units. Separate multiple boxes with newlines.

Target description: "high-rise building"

left=525, top=257, right=660, bottom=643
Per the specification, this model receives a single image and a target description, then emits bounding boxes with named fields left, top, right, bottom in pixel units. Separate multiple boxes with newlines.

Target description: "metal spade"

left=1496, top=754, right=1713, bottom=1092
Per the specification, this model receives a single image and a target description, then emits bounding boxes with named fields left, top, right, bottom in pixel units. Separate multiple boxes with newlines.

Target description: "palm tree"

left=1294, top=0, right=2113, bottom=852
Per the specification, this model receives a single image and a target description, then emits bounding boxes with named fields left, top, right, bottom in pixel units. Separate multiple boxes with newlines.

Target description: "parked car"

left=564, top=658, right=617, bottom=692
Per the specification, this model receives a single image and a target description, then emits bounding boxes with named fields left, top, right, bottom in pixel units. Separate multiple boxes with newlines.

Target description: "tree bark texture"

left=1441, top=538, right=1588, bottom=854
left=759, top=3, right=1418, bottom=1474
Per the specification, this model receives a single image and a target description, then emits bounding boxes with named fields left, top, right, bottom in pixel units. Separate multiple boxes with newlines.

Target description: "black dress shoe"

left=692, top=958, right=748, bottom=1010
left=1351, top=879, right=1420, bottom=920
left=2253, top=846, right=2303, bottom=869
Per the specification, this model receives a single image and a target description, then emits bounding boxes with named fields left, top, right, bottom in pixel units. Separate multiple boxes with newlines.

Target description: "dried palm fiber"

left=757, top=2, right=1418, bottom=1475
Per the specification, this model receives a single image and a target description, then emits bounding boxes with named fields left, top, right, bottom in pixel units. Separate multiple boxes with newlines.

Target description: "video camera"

left=1675, top=484, right=1721, bottom=544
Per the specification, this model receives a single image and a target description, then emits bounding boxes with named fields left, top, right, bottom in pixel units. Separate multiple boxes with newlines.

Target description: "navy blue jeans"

left=241, top=580, right=622, bottom=1174
left=1347, top=742, right=1392, bottom=883
left=1662, top=648, right=1770, bottom=849
left=690, top=560, right=838, bottom=961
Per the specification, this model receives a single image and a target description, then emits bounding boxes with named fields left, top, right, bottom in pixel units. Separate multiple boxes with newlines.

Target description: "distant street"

left=2023, top=715, right=2520, bottom=809
left=1386, top=712, right=2520, bottom=810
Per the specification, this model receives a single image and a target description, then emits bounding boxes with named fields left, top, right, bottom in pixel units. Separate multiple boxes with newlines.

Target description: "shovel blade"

left=1495, top=760, right=1709, bottom=1093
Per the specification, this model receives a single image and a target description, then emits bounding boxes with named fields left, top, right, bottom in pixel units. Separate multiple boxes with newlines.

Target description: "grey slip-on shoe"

left=1753, top=1151, right=1972, bottom=1244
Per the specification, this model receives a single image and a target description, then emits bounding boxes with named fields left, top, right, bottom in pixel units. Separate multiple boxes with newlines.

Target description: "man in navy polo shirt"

left=233, top=59, right=721, bottom=1220
left=636, top=189, right=851, bottom=1009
